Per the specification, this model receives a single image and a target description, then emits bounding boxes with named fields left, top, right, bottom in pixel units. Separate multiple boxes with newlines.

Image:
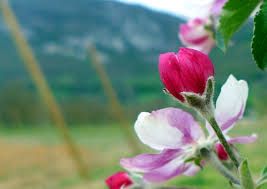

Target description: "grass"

left=0, top=119, right=266, bottom=189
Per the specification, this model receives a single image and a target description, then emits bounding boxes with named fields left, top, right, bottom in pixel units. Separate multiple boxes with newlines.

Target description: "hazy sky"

left=116, top=0, right=214, bottom=19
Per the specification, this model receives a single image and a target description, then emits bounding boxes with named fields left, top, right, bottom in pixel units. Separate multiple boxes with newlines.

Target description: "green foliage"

left=260, top=166, right=267, bottom=179
left=256, top=166, right=267, bottom=188
left=0, top=120, right=265, bottom=188
left=256, top=181, right=267, bottom=189
left=0, top=82, right=48, bottom=125
left=239, top=159, right=255, bottom=189
left=252, top=0, right=267, bottom=70
left=219, top=0, right=260, bottom=49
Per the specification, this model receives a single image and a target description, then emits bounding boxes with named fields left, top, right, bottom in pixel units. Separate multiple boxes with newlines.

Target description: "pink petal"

left=151, top=108, right=205, bottom=145
left=187, top=38, right=216, bottom=55
left=143, top=158, right=193, bottom=182
left=179, top=23, right=209, bottom=45
left=135, top=108, right=205, bottom=151
left=179, top=18, right=215, bottom=55
left=193, top=18, right=205, bottom=25
left=120, top=149, right=183, bottom=172
left=228, top=134, right=258, bottom=144
left=159, top=52, right=186, bottom=101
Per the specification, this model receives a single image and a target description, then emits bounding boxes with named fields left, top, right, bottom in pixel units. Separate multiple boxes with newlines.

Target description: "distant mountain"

left=0, top=0, right=180, bottom=94
left=0, top=0, right=266, bottom=124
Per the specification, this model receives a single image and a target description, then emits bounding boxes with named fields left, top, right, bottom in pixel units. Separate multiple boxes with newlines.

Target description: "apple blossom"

left=178, top=0, right=230, bottom=54
left=120, top=108, right=205, bottom=182
left=179, top=18, right=216, bottom=54
left=120, top=75, right=256, bottom=183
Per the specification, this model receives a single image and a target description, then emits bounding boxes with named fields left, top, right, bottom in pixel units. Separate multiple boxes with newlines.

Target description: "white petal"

left=215, top=75, right=248, bottom=133
left=134, top=112, right=183, bottom=151
left=181, top=0, right=214, bottom=19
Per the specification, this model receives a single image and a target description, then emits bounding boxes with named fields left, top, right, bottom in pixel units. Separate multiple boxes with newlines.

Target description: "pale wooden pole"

left=88, top=44, right=141, bottom=154
left=0, top=0, right=89, bottom=179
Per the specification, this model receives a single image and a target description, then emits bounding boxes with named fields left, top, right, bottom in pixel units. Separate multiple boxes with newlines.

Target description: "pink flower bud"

left=216, top=144, right=228, bottom=161
left=179, top=18, right=215, bottom=54
left=105, top=172, right=133, bottom=189
left=159, top=47, right=215, bottom=102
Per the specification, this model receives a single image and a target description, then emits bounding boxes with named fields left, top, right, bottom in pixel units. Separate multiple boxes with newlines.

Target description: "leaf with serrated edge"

left=252, top=0, right=267, bottom=70
left=219, top=0, right=260, bottom=49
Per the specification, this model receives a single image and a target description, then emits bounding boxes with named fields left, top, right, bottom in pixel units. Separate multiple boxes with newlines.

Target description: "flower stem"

left=200, top=148, right=240, bottom=185
left=208, top=117, right=240, bottom=168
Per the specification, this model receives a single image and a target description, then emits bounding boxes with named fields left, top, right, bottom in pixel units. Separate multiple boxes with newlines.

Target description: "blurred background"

left=0, top=0, right=266, bottom=188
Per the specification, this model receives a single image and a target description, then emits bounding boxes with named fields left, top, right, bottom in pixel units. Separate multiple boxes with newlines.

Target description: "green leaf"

left=239, top=159, right=255, bottom=189
left=219, top=0, right=261, bottom=50
left=252, top=0, right=267, bottom=70
left=256, top=180, right=267, bottom=189
left=261, top=166, right=267, bottom=176
left=194, top=158, right=202, bottom=168
left=260, top=166, right=267, bottom=181
left=185, top=157, right=203, bottom=168
left=185, top=157, right=196, bottom=163
left=256, top=166, right=267, bottom=185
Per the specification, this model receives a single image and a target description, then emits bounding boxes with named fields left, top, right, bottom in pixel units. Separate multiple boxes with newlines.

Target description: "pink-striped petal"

left=187, top=38, right=216, bottom=55
left=179, top=18, right=215, bottom=55
left=215, top=75, right=248, bottom=133
left=135, top=108, right=204, bottom=151
left=151, top=108, right=205, bottom=145
left=228, top=134, right=258, bottom=144
left=143, top=158, right=194, bottom=182
left=179, top=19, right=209, bottom=45
left=120, top=149, right=183, bottom=172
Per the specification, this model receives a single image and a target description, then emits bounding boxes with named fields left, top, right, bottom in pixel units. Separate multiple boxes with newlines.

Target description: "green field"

left=0, top=119, right=266, bottom=189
